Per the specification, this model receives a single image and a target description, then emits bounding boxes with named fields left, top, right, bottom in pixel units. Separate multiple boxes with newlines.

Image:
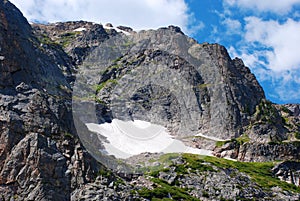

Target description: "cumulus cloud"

left=10, top=0, right=190, bottom=31
left=221, top=18, right=241, bottom=35
left=244, top=17, right=300, bottom=72
left=224, top=0, right=300, bottom=14
left=270, top=69, right=300, bottom=102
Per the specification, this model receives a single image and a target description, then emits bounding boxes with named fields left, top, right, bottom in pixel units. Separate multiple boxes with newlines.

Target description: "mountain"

left=0, top=1, right=299, bottom=200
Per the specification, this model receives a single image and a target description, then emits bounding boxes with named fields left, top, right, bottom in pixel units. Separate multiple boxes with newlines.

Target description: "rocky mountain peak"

left=1, top=1, right=300, bottom=200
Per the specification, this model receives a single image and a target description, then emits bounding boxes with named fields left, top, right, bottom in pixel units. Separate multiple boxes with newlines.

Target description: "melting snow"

left=86, top=119, right=212, bottom=159
left=74, top=27, right=86, bottom=32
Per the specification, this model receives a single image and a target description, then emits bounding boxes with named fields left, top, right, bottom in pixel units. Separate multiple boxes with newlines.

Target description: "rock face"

left=213, top=102, right=300, bottom=162
left=273, top=161, right=300, bottom=187
left=0, top=1, right=300, bottom=200
left=0, top=1, right=100, bottom=200
left=70, top=26, right=265, bottom=141
left=0, top=1, right=68, bottom=92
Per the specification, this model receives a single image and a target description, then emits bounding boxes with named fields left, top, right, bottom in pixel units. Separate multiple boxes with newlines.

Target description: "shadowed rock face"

left=1, top=1, right=300, bottom=200
left=0, top=1, right=68, bottom=92
left=273, top=161, right=300, bottom=187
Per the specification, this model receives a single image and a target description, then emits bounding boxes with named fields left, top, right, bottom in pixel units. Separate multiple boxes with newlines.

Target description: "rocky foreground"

left=0, top=1, right=299, bottom=200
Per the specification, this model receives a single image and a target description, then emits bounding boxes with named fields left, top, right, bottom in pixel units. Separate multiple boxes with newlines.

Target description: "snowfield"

left=86, top=119, right=212, bottom=159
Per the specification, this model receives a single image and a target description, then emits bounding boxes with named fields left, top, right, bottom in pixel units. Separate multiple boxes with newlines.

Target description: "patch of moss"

left=64, top=132, right=73, bottom=139
left=95, top=79, right=118, bottom=93
left=234, top=134, right=250, bottom=145
left=196, top=83, right=212, bottom=89
left=215, top=140, right=231, bottom=147
left=216, top=135, right=250, bottom=147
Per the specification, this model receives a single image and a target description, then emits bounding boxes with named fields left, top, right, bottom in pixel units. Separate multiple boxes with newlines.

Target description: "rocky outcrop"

left=213, top=102, right=300, bottom=162
left=273, top=161, right=300, bottom=187
left=214, top=141, right=300, bottom=162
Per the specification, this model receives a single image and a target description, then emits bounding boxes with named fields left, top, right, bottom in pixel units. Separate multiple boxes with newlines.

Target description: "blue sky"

left=10, top=0, right=300, bottom=104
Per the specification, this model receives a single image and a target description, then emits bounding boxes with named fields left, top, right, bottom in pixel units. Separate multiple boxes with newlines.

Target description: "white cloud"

left=224, top=0, right=300, bottom=14
left=229, top=44, right=300, bottom=103
left=187, top=21, right=205, bottom=36
left=10, top=0, right=190, bottom=31
left=228, top=46, right=263, bottom=68
left=272, top=70, right=300, bottom=102
left=222, top=18, right=241, bottom=35
left=244, top=17, right=300, bottom=72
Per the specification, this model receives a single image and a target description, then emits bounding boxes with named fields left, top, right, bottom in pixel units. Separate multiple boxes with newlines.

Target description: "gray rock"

left=273, top=161, right=300, bottom=186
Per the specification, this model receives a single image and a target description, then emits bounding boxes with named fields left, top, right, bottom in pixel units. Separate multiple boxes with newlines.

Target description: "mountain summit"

left=0, top=1, right=299, bottom=200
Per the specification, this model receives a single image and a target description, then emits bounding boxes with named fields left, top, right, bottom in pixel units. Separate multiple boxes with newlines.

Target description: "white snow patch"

left=103, top=25, right=131, bottom=35
left=74, top=27, right=86, bottom=32
left=132, top=120, right=152, bottom=129
left=195, top=133, right=230, bottom=142
left=86, top=119, right=212, bottom=159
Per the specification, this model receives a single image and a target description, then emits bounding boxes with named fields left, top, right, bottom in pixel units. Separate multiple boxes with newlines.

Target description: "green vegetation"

left=38, top=34, right=59, bottom=46
left=196, top=83, right=212, bottom=89
left=202, top=155, right=300, bottom=193
left=114, top=177, right=125, bottom=187
left=64, top=132, right=73, bottom=139
left=137, top=178, right=200, bottom=201
left=97, top=167, right=112, bottom=178
left=136, top=153, right=300, bottom=200
left=94, top=79, right=118, bottom=93
left=254, top=99, right=279, bottom=124
left=172, top=154, right=215, bottom=174
left=215, top=140, right=231, bottom=147
left=58, top=32, right=80, bottom=48
left=216, top=134, right=250, bottom=147
left=94, top=98, right=106, bottom=105
left=234, top=134, right=250, bottom=145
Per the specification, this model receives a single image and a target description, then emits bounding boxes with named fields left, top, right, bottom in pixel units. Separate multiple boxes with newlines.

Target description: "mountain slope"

left=0, top=1, right=299, bottom=200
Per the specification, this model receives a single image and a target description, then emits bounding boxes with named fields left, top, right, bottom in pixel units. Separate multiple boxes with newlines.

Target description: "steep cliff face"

left=1, top=1, right=300, bottom=200
left=0, top=1, right=69, bottom=92
left=0, top=1, right=101, bottom=200
left=67, top=25, right=266, bottom=141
